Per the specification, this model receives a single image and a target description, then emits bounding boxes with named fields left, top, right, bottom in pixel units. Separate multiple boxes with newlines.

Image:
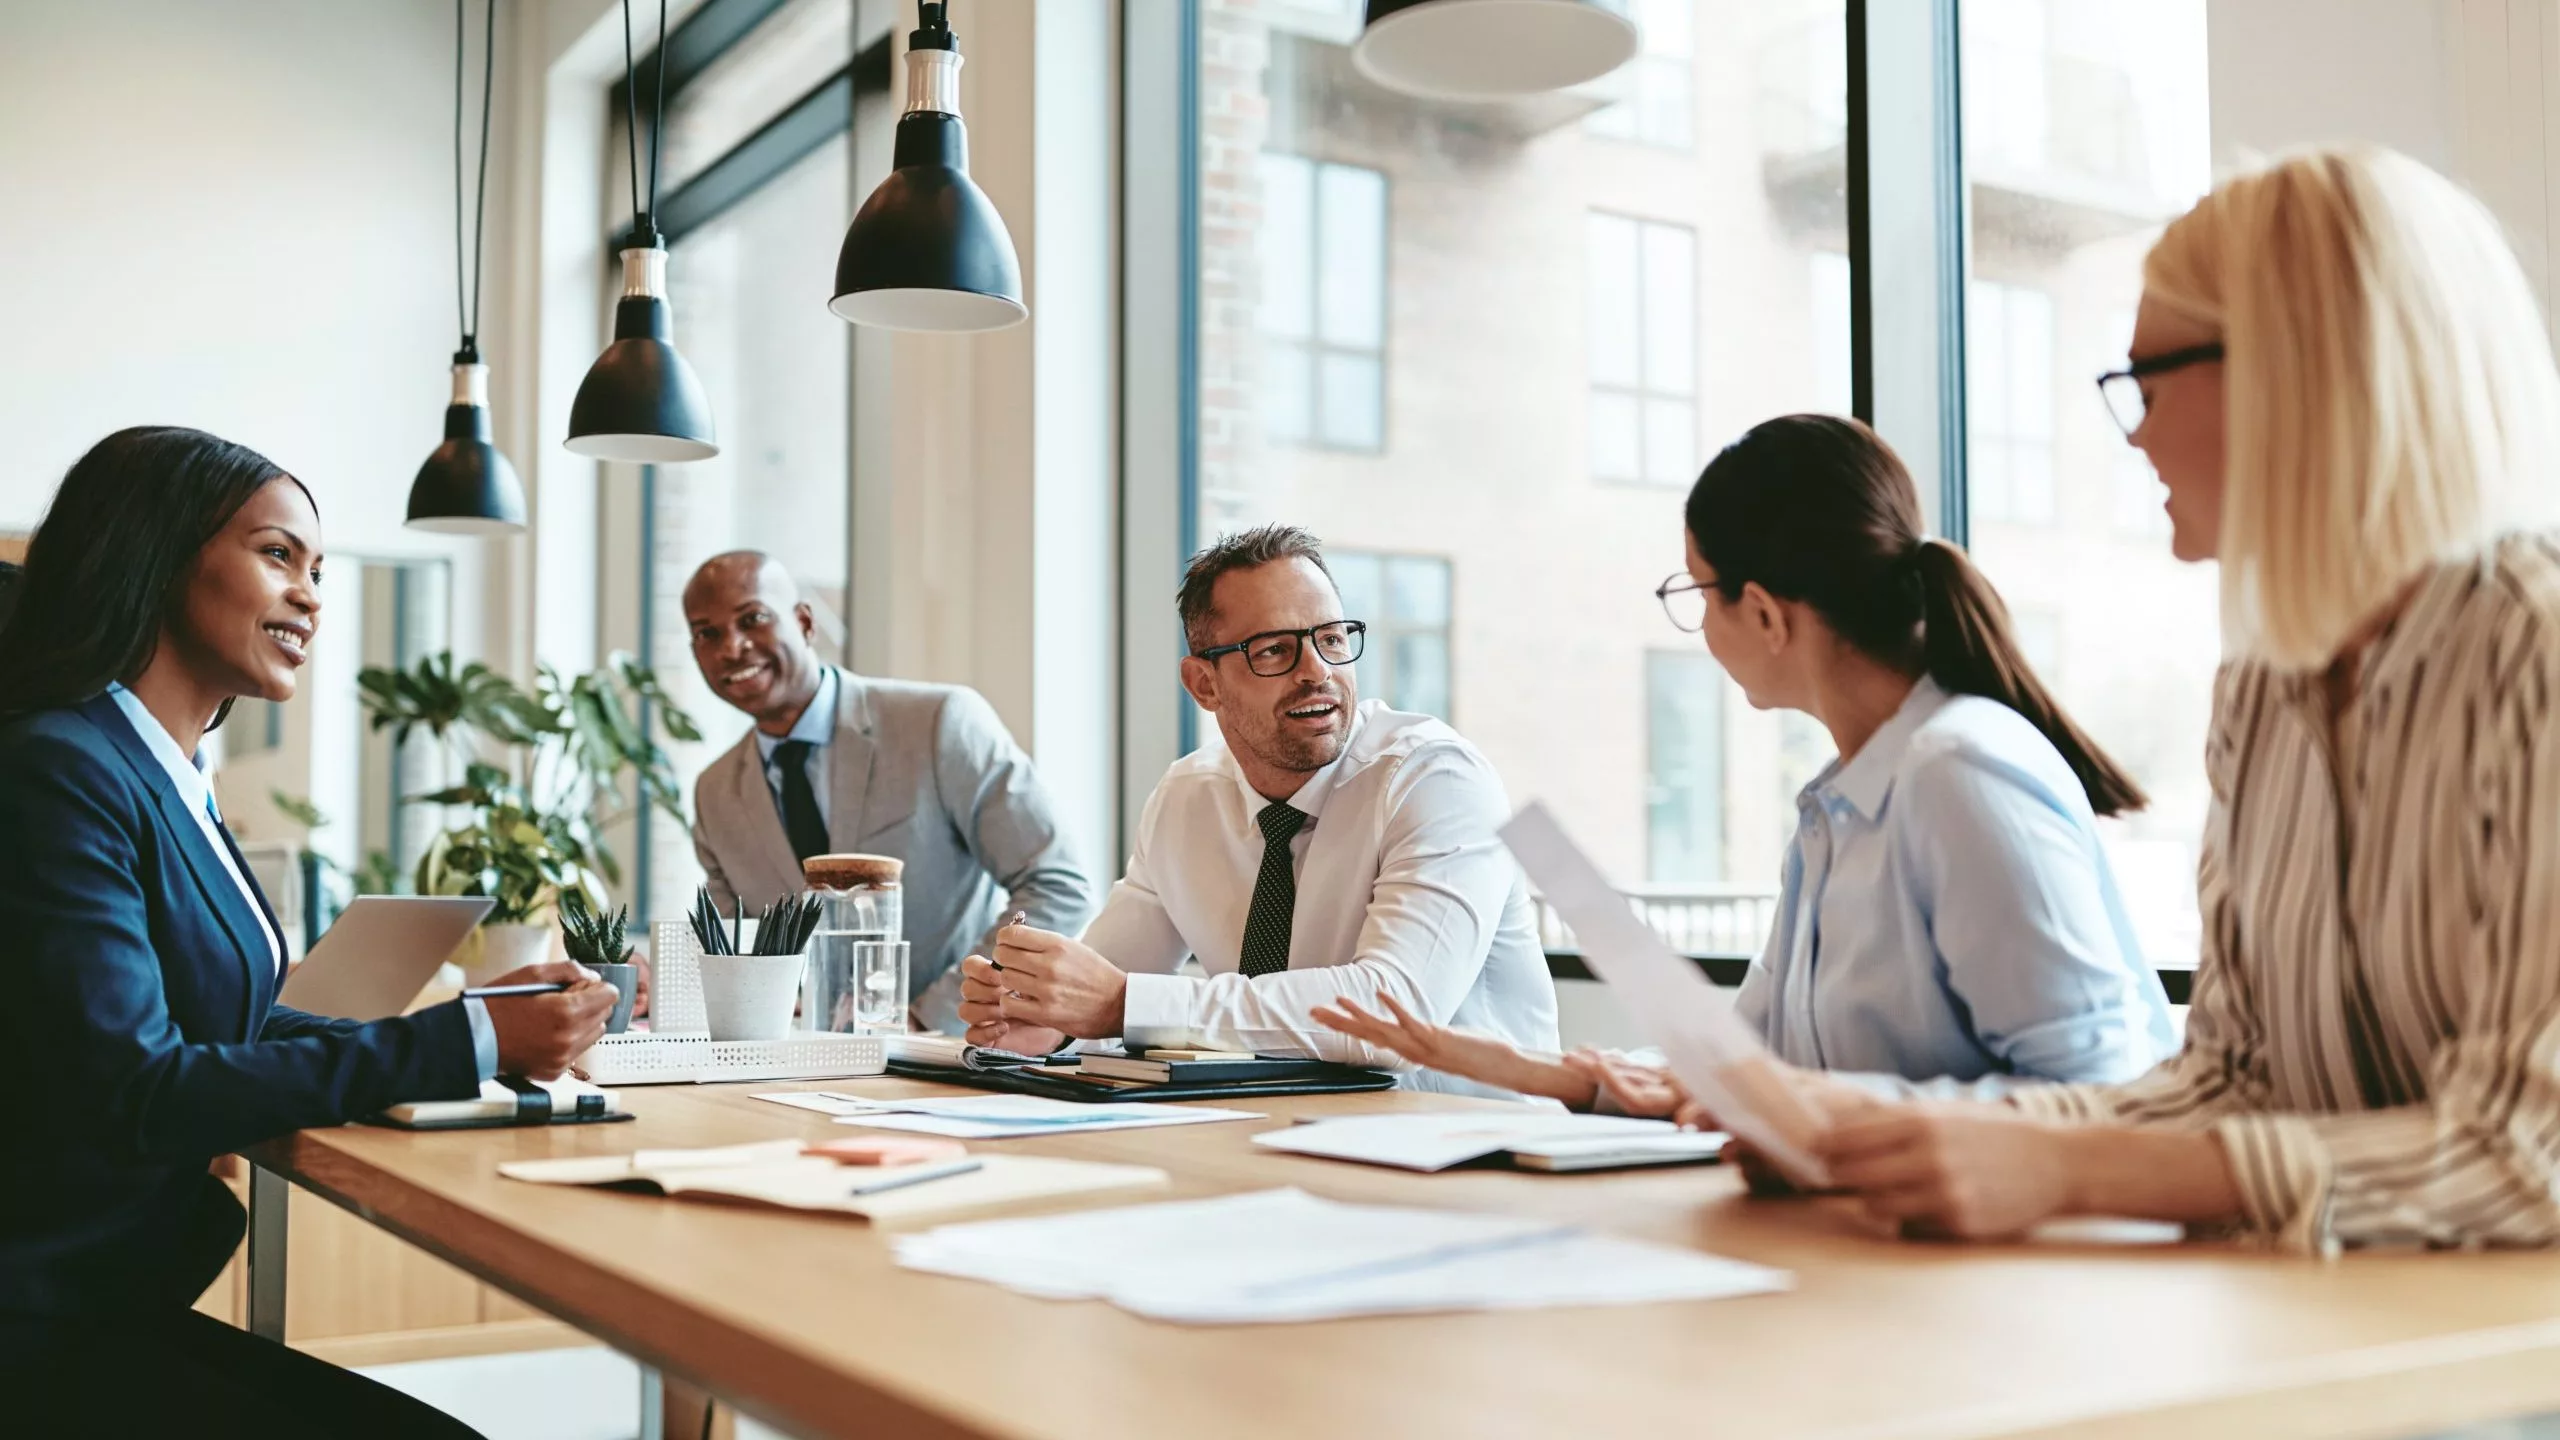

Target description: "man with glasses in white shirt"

left=958, top=525, right=1557, bottom=1095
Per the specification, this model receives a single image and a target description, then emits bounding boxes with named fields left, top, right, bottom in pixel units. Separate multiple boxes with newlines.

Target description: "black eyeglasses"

left=2095, top=341, right=2224, bottom=437
left=1656, top=574, right=1707, bottom=633
left=1192, top=620, right=1367, bottom=677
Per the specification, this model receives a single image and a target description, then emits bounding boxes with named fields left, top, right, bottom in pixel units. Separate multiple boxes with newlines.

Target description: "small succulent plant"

left=557, top=889, right=632, bottom=970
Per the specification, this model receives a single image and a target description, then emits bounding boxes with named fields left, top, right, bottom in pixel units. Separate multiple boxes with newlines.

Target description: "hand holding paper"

left=1500, top=802, right=1835, bottom=1188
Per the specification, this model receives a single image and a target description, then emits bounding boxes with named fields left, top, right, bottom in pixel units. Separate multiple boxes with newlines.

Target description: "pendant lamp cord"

left=619, top=0, right=670, bottom=244
left=454, top=0, right=497, bottom=362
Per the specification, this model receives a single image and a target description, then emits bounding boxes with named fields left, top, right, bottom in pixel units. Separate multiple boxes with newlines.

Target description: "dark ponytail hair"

left=0, top=426, right=300, bottom=724
left=1686, top=414, right=2145, bottom=817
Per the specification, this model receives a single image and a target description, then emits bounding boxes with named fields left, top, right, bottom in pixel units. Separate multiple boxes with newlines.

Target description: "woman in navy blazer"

left=0, top=428, right=617, bottom=1438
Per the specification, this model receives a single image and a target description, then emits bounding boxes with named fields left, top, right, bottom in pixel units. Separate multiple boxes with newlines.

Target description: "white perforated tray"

left=568, top=921, right=888, bottom=1086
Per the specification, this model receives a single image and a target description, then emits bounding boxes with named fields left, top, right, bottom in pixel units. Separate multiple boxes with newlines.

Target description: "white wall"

left=2207, top=0, right=2560, bottom=325
left=0, top=0, right=527, bottom=846
left=2207, top=0, right=2454, bottom=172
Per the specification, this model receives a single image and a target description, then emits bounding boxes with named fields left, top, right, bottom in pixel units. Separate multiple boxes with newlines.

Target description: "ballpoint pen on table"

left=847, top=1159, right=982, bottom=1196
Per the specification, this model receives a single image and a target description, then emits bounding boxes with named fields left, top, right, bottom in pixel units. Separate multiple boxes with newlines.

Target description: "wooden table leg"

left=246, top=1163, right=291, bottom=1343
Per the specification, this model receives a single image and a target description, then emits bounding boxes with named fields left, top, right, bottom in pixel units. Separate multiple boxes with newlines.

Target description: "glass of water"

left=851, top=939, right=910, bottom=1035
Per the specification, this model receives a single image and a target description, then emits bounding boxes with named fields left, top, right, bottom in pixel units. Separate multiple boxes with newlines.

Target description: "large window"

left=1257, top=153, right=1387, bottom=452
left=1587, top=212, right=1699, bottom=488
left=1189, top=0, right=1846, bottom=904
left=1960, top=0, right=2215, bottom=970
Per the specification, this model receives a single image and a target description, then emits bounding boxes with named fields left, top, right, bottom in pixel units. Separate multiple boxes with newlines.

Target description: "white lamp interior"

left=1354, top=0, right=1639, bottom=101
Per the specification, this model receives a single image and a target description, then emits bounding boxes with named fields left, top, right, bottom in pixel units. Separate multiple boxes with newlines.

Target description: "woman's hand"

left=1312, top=992, right=1599, bottom=1107
left=482, top=961, right=618, bottom=1080
left=1559, top=1050, right=1684, bottom=1117
left=1812, top=1102, right=2079, bottom=1238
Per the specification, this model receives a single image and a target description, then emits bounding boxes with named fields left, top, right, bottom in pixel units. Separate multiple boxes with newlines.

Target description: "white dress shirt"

left=106, top=685, right=497, bottom=1078
left=753, top=666, right=838, bottom=828
left=1087, top=701, right=1559, bottom=1095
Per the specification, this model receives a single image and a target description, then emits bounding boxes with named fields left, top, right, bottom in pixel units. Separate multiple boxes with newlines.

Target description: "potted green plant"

left=357, top=650, right=699, bottom=981
left=558, top=890, right=640, bottom=1035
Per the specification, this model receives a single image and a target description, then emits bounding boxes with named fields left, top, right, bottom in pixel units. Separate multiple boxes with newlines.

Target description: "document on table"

left=1253, top=1111, right=1724, bottom=1172
left=1502, top=803, right=1833, bottom=1188
left=752, top=1090, right=1264, bottom=1139
left=894, top=1187, right=1790, bottom=1324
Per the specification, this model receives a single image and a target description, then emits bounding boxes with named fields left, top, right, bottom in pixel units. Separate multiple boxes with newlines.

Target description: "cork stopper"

left=802, top=853, right=905, bottom=889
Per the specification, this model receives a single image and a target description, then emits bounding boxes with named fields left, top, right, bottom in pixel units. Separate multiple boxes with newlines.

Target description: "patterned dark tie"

left=774, top=739, right=830, bottom=863
left=1239, top=802, right=1308, bottom=978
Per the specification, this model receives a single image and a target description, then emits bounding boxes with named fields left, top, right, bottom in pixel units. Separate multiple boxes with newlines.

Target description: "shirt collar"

left=1806, top=676, right=1949, bottom=823
left=1225, top=703, right=1366, bottom=825
left=106, top=682, right=216, bottom=818
left=755, top=667, right=839, bottom=761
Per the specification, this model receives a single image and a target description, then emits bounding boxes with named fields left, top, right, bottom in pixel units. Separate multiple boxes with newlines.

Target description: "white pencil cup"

left=698, top=950, right=809, bottom=1042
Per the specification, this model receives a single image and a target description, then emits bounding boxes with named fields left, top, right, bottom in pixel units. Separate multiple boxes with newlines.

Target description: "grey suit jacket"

left=690, top=670, right=1098, bottom=1025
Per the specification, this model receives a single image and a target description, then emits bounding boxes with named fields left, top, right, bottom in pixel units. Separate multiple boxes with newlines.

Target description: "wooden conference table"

left=243, top=1080, right=2560, bottom=1440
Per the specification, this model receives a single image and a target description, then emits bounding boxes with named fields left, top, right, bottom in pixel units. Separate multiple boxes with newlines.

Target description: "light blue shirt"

left=754, top=667, right=838, bottom=829
left=1733, top=678, right=2176, bottom=1086
left=106, top=685, right=498, bottom=1080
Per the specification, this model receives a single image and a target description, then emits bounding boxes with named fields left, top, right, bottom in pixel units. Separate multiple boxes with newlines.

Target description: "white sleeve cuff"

left=463, top=996, right=500, bottom=1080
left=1120, top=971, right=1200, bottom=1051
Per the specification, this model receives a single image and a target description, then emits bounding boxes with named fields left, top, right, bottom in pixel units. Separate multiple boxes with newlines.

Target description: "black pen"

left=463, top=982, right=571, bottom=999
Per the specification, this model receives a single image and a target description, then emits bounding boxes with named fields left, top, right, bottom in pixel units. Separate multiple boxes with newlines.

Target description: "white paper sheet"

left=894, top=1187, right=1790, bottom=1324
left=797, top=1093, right=1265, bottom=1139
left=1501, top=803, right=1833, bottom=1187
left=1250, top=1111, right=1694, bottom=1172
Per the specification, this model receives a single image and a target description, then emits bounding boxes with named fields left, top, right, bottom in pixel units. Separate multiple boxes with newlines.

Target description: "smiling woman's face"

left=167, top=476, right=323, bottom=703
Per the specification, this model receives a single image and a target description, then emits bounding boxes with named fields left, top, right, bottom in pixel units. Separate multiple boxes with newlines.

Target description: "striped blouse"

left=2009, top=534, right=2560, bottom=1255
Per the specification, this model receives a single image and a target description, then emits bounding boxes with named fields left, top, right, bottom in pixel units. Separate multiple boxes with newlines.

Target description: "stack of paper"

left=754, top=1090, right=1263, bottom=1139
left=895, top=1187, right=1790, bottom=1323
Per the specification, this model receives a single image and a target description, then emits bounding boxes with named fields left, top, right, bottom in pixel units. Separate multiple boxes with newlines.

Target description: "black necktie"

left=1239, top=802, right=1307, bottom=978
left=774, top=739, right=830, bottom=863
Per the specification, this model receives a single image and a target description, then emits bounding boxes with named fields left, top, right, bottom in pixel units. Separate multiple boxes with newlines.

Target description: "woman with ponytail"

left=1318, top=413, right=2175, bottom=1105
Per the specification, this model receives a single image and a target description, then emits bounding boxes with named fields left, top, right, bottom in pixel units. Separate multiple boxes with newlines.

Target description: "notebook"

left=376, top=1075, right=632, bottom=1130
left=1253, top=1112, right=1727, bottom=1173
left=1073, top=1053, right=1352, bottom=1085
left=498, top=1139, right=1168, bottom=1222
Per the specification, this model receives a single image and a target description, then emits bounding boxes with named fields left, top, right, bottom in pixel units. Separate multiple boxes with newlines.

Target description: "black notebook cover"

left=883, top=1058, right=1397, bottom=1102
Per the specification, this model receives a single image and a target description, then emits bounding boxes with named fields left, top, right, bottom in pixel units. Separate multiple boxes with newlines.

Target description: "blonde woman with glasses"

left=1789, top=145, right=2560, bottom=1253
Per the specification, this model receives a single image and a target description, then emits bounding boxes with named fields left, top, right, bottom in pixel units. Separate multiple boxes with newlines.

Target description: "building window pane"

left=1590, top=211, right=1699, bottom=489
left=1646, top=651, right=1723, bottom=883
left=1194, top=0, right=1846, bottom=907
left=1960, top=0, right=2213, bottom=974
left=1258, top=153, right=1387, bottom=454
left=1330, top=549, right=1451, bottom=721
left=1587, top=0, right=1697, bottom=150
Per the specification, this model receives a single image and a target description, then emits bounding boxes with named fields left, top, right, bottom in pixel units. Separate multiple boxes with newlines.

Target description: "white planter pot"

left=457, top=921, right=558, bottom=986
left=699, top=951, right=809, bottom=1042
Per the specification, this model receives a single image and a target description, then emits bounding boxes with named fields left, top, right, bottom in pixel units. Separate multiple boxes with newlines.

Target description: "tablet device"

left=276, top=896, right=496, bottom=1020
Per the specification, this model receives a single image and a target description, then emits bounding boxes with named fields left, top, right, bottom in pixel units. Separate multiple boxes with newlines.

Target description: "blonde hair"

left=2145, top=145, right=2560, bottom=667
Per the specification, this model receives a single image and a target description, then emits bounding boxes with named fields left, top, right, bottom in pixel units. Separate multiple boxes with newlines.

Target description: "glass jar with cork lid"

left=801, top=853, right=907, bottom=1035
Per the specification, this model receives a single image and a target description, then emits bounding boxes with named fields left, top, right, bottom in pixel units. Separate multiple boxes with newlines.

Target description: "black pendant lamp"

left=408, top=0, right=527, bottom=535
left=567, top=0, right=718, bottom=462
left=1354, top=0, right=1639, bottom=100
left=829, top=1, right=1025, bottom=332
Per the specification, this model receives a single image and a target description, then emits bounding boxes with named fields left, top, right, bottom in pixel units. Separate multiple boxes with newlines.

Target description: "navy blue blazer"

left=0, top=693, right=479, bottom=1316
